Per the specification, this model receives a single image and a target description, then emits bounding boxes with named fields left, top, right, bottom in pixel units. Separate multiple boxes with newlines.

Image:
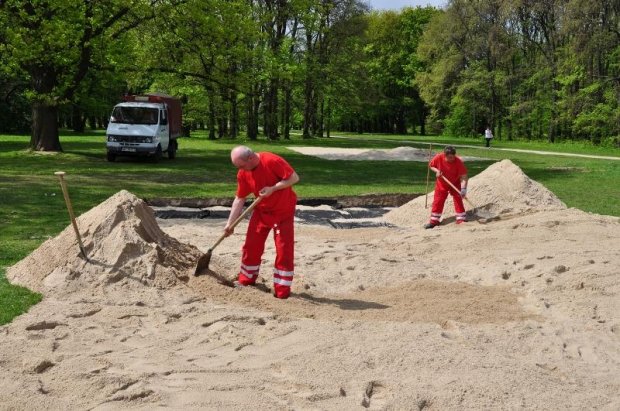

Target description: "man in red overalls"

left=425, top=146, right=468, bottom=229
left=224, top=146, right=300, bottom=299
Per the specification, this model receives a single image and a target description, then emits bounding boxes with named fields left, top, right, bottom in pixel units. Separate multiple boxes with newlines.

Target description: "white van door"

left=158, top=108, right=170, bottom=151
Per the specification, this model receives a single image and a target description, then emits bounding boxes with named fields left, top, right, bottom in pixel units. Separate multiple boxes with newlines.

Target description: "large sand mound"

left=385, top=159, right=566, bottom=226
left=7, top=190, right=201, bottom=294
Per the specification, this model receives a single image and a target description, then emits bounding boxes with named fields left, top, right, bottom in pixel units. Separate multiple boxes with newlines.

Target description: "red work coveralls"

left=236, top=152, right=297, bottom=298
left=429, top=153, right=467, bottom=225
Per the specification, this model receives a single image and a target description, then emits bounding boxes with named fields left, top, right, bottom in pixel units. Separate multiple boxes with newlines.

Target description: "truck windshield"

left=110, top=107, right=159, bottom=125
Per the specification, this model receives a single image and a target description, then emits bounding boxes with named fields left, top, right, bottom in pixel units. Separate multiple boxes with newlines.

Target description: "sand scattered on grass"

left=385, top=159, right=567, bottom=226
left=288, top=146, right=483, bottom=162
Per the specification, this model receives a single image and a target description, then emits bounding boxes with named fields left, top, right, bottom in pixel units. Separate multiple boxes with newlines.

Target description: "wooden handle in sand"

left=54, top=171, right=87, bottom=259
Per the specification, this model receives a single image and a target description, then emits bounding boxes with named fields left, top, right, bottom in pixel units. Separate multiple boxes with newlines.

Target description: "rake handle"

left=439, top=174, right=477, bottom=209
left=424, top=143, right=432, bottom=209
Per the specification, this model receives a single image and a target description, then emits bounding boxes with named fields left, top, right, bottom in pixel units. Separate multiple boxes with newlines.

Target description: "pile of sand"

left=7, top=190, right=201, bottom=294
left=287, top=146, right=483, bottom=162
left=1, top=174, right=619, bottom=409
left=385, top=159, right=566, bottom=226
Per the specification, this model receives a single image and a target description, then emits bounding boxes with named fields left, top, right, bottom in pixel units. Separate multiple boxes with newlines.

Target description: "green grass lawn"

left=1, top=130, right=619, bottom=325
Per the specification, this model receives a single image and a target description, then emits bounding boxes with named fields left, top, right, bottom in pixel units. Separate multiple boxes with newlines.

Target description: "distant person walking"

left=484, top=126, right=493, bottom=148
left=425, top=146, right=468, bottom=229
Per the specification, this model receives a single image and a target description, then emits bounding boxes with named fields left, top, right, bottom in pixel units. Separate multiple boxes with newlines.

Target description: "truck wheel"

left=154, top=145, right=163, bottom=163
left=107, top=152, right=116, bottom=162
left=168, top=140, right=177, bottom=159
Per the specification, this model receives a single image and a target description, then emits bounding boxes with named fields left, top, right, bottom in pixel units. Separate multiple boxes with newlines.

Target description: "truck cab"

left=106, top=94, right=182, bottom=162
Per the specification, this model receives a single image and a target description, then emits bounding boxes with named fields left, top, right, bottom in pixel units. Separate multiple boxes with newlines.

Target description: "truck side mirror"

left=160, top=110, right=168, bottom=125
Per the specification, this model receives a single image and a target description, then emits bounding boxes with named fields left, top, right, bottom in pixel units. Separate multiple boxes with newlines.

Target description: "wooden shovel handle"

left=54, top=171, right=87, bottom=258
left=439, top=174, right=477, bottom=209
left=209, top=196, right=263, bottom=251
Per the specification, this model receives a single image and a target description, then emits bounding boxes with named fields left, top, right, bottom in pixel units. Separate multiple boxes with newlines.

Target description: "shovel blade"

left=194, top=251, right=212, bottom=276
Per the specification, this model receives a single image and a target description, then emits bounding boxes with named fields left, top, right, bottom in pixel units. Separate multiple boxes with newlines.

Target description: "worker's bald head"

left=231, top=146, right=259, bottom=170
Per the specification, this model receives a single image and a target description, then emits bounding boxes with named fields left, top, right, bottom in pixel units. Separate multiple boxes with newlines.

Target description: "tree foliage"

left=417, top=0, right=620, bottom=143
left=0, top=0, right=618, bottom=149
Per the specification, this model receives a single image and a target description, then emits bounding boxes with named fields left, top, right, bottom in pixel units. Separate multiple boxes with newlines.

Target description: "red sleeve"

left=236, top=170, right=252, bottom=198
left=458, top=158, right=467, bottom=175
left=266, top=153, right=294, bottom=180
left=429, top=153, right=441, bottom=169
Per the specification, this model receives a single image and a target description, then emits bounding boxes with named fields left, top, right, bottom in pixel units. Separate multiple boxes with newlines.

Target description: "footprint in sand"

left=361, top=380, right=387, bottom=409
left=23, top=358, right=55, bottom=374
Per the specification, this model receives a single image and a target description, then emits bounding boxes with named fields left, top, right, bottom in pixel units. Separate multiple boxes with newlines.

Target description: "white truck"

left=106, top=93, right=182, bottom=162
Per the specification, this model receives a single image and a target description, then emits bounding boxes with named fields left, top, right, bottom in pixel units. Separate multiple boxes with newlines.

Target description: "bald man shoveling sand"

left=225, top=146, right=300, bottom=299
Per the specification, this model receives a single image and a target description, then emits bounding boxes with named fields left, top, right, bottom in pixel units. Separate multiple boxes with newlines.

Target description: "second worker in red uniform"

left=425, top=146, right=469, bottom=229
left=224, top=146, right=300, bottom=299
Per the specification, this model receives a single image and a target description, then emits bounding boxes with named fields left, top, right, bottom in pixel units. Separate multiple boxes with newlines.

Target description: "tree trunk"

left=396, top=108, right=407, bottom=134
left=302, top=82, right=314, bottom=139
left=282, top=18, right=298, bottom=141
left=246, top=94, right=257, bottom=140
left=283, top=84, right=292, bottom=140
left=229, top=90, right=238, bottom=138
left=218, top=86, right=228, bottom=138
left=72, top=105, right=85, bottom=133
left=497, top=119, right=502, bottom=141
left=30, top=66, right=62, bottom=151
left=88, top=116, right=96, bottom=130
left=318, top=98, right=324, bottom=137
left=311, top=98, right=319, bottom=136
left=30, top=102, right=62, bottom=151
left=252, top=84, right=260, bottom=137
left=208, top=96, right=216, bottom=140
left=265, top=81, right=279, bottom=140
left=218, top=116, right=227, bottom=138
left=262, top=86, right=269, bottom=138
left=326, top=98, right=332, bottom=138
left=302, top=30, right=314, bottom=139
left=548, top=75, right=557, bottom=143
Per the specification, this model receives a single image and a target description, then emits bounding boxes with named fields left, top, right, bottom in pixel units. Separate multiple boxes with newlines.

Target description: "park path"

left=325, top=135, right=620, bottom=161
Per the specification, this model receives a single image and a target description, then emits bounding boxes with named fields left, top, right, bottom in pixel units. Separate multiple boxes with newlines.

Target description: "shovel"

left=439, top=175, right=494, bottom=222
left=194, top=196, right=263, bottom=277
left=54, top=171, right=88, bottom=259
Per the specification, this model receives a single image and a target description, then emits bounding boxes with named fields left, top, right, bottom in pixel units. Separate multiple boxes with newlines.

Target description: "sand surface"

left=2, top=163, right=620, bottom=410
left=287, top=146, right=484, bottom=162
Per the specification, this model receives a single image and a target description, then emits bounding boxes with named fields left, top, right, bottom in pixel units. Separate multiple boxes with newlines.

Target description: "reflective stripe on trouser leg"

left=450, top=188, right=466, bottom=218
left=240, top=264, right=260, bottom=281
left=273, top=268, right=293, bottom=286
left=238, top=212, right=270, bottom=285
left=430, top=188, right=449, bottom=224
left=272, top=215, right=294, bottom=298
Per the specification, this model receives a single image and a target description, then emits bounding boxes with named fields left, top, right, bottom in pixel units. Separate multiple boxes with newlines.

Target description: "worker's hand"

left=435, top=170, right=442, bottom=178
left=259, top=186, right=275, bottom=198
left=223, top=225, right=234, bottom=237
left=460, top=187, right=468, bottom=197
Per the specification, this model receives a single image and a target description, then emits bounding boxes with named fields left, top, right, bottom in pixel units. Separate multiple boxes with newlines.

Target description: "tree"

left=0, top=0, right=160, bottom=151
